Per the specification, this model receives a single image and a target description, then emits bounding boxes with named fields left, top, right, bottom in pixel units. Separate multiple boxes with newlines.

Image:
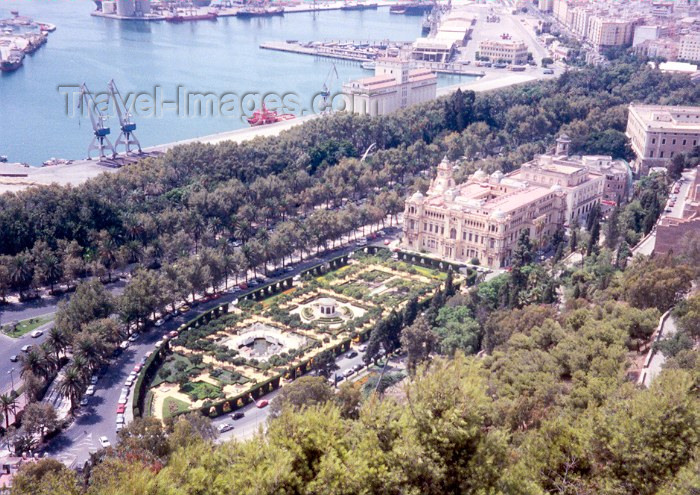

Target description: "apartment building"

left=478, top=39, right=529, bottom=65
left=626, top=104, right=700, bottom=173
left=402, top=158, right=567, bottom=268
left=342, top=58, right=437, bottom=117
left=679, top=33, right=700, bottom=61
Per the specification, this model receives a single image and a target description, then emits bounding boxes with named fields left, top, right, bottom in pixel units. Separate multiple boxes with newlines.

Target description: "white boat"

left=361, top=61, right=376, bottom=70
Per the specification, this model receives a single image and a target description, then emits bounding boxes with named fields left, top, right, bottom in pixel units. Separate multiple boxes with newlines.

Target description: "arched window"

left=450, top=228, right=457, bottom=240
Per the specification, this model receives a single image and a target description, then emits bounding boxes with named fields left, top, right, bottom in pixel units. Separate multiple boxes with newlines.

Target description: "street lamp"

left=7, top=368, right=15, bottom=394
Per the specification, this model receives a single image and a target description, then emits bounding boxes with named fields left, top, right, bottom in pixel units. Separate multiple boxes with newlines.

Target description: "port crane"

left=320, top=63, right=339, bottom=113
left=108, top=79, right=142, bottom=155
left=78, top=83, right=116, bottom=160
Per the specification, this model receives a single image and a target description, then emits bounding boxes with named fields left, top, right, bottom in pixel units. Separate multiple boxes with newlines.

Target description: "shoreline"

left=0, top=70, right=545, bottom=195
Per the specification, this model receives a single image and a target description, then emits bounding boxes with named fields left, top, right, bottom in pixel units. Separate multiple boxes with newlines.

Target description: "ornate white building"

left=402, top=158, right=567, bottom=268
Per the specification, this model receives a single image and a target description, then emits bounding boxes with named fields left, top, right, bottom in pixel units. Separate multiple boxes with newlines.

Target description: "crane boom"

left=78, top=83, right=116, bottom=160
left=108, top=79, right=142, bottom=155
left=320, top=63, right=339, bottom=113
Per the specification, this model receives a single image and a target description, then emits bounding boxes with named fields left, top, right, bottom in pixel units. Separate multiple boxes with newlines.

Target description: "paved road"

left=0, top=279, right=127, bottom=395
left=215, top=350, right=403, bottom=444
left=42, top=230, right=402, bottom=467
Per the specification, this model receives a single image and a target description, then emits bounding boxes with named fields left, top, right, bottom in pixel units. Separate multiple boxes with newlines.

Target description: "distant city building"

left=538, top=0, right=553, bottom=12
left=626, top=104, right=700, bottom=174
left=634, top=38, right=679, bottom=60
left=679, top=33, right=700, bottom=61
left=506, top=135, right=611, bottom=225
left=402, top=158, right=567, bottom=268
left=342, top=58, right=437, bottom=117
left=412, top=38, right=456, bottom=63
left=588, top=16, right=639, bottom=50
left=633, top=25, right=662, bottom=47
left=655, top=166, right=700, bottom=255
left=478, top=39, right=529, bottom=65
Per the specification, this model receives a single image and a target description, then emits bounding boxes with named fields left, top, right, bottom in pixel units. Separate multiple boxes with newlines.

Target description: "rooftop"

left=630, top=103, right=700, bottom=130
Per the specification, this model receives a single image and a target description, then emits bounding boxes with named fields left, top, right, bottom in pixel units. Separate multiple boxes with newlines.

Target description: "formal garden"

left=143, top=250, right=455, bottom=420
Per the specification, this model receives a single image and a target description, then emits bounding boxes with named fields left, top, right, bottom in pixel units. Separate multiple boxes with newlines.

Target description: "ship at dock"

left=247, top=105, right=295, bottom=126
left=340, top=2, right=378, bottom=11
left=236, top=7, right=285, bottom=18
left=166, top=9, right=218, bottom=22
left=0, top=49, right=24, bottom=72
left=390, top=1, right=434, bottom=15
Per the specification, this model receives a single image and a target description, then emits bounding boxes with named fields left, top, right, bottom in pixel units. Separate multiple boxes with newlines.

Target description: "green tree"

left=270, top=376, right=334, bottom=418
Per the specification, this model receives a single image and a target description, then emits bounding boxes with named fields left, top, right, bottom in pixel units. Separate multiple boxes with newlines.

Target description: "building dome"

left=490, top=209, right=506, bottom=219
left=550, top=184, right=562, bottom=192
left=410, top=191, right=424, bottom=202
left=473, top=169, right=487, bottom=180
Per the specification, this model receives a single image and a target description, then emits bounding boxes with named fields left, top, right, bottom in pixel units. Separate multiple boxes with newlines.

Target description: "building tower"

left=555, top=134, right=571, bottom=157
left=428, top=156, right=456, bottom=194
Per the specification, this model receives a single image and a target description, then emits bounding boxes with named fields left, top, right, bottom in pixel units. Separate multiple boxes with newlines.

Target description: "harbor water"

left=0, top=0, right=477, bottom=165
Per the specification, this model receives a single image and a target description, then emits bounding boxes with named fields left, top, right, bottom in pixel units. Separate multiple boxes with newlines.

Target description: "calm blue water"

left=0, top=0, right=475, bottom=165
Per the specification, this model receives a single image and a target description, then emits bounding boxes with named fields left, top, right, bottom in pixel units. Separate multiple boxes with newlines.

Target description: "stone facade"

left=655, top=167, right=700, bottom=255
left=626, top=104, right=700, bottom=174
left=402, top=158, right=566, bottom=268
left=342, top=58, right=437, bottom=117
left=478, top=39, right=529, bottom=65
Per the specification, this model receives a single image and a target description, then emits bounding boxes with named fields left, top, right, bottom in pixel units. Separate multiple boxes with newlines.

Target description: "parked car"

left=118, top=396, right=128, bottom=405
left=86, top=385, right=96, bottom=396
left=356, top=239, right=367, bottom=247
left=119, top=340, right=129, bottom=350
left=383, top=239, right=391, bottom=245
left=99, top=436, right=111, bottom=448
left=116, top=404, right=126, bottom=414
left=31, top=330, right=43, bottom=338
left=256, top=400, right=269, bottom=409
left=168, top=331, right=179, bottom=339
left=178, top=305, right=191, bottom=314
left=116, top=424, right=124, bottom=433
left=80, top=397, right=89, bottom=407
left=116, top=414, right=125, bottom=425
left=155, top=340, right=164, bottom=349
left=90, top=375, right=98, bottom=385
left=231, top=412, right=245, bottom=420
left=346, top=351, right=358, bottom=359
left=217, top=423, right=234, bottom=433
left=128, top=333, right=140, bottom=343
left=344, top=368, right=356, bottom=378
left=543, top=68, right=554, bottom=74
left=353, top=363, right=364, bottom=372
left=155, top=319, right=165, bottom=327
left=238, top=282, right=248, bottom=290
left=21, top=345, right=33, bottom=353
left=9, top=355, right=18, bottom=362
left=359, top=344, right=367, bottom=352
left=125, top=378, right=134, bottom=387
left=133, top=364, right=142, bottom=373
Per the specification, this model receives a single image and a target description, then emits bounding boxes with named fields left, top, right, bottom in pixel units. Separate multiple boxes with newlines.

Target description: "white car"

left=217, top=423, right=234, bottom=433
left=118, top=395, right=128, bottom=405
left=99, top=436, right=111, bottom=448
left=155, top=319, right=165, bottom=327
left=21, top=345, right=33, bottom=353
left=116, top=424, right=124, bottom=433
left=128, top=333, right=140, bottom=343
left=119, top=340, right=130, bottom=350
left=90, top=375, right=98, bottom=385
left=86, top=385, right=96, bottom=396
left=125, top=378, right=134, bottom=387
left=31, top=330, right=43, bottom=338
left=80, top=397, right=89, bottom=407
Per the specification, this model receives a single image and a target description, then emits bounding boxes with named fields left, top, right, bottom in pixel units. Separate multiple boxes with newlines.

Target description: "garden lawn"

left=3, top=314, right=53, bottom=338
left=181, top=381, right=222, bottom=401
left=163, top=396, right=191, bottom=418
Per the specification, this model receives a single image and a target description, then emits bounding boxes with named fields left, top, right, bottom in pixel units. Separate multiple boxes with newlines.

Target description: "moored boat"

left=236, top=7, right=284, bottom=17
left=390, top=2, right=433, bottom=15
left=247, top=105, right=295, bottom=126
left=166, top=11, right=218, bottom=22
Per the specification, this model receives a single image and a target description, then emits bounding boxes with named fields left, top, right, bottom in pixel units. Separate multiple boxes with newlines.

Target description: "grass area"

left=163, top=396, right=191, bottom=418
left=262, top=288, right=296, bottom=308
left=151, top=353, right=204, bottom=388
left=3, top=314, right=54, bottom=338
left=412, top=265, right=447, bottom=280
left=180, top=381, right=222, bottom=401
left=210, top=369, right=250, bottom=386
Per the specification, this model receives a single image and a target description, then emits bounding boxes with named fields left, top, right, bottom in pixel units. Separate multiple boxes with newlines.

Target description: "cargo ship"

left=166, top=11, right=218, bottom=22
left=247, top=105, right=295, bottom=126
left=390, top=2, right=434, bottom=15
left=236, top=7, right=284, bottom=17
left=341, top=2, right=378, bottom=11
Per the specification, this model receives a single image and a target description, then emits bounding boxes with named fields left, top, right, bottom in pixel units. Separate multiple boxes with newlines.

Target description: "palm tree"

left=8, top=252, right=33, bottom=297
left=45, top=327, right=70, bottom=362
left=20, top=349, right=50, bottom=382
left=58, top=367, right=84, bottom=414
left=0, top=394, right=17, bottom=430
left=74, top=335, right=104, bottom=374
